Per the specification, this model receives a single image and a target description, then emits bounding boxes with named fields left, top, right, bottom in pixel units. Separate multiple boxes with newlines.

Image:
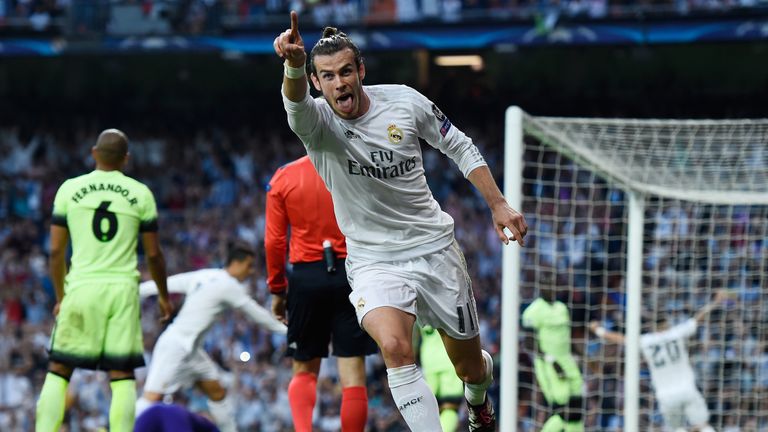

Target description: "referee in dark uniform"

left=265, top=155, right=377, bottom=432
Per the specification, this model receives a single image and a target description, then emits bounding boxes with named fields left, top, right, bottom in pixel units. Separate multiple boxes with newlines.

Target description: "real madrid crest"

left=387, top=124, right=403, bottom=144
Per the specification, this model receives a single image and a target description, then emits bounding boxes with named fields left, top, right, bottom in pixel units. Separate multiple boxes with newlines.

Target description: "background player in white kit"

left=135, top=243, right=287, bottom=432
left=274, top=11, right=528, bottom=432
left=590, top=290, right=730, bottom=432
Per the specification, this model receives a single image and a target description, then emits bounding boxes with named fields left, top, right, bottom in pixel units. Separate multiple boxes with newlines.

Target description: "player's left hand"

left=491, top=201, right=528, bottom=246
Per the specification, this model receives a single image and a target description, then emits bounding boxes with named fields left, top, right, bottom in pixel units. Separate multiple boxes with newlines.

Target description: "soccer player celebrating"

left=265, top=156, right=378, bottom=432
left=274, top=12, right=528, bottom=431
left=590, top=290, right=730, bottom=432
left=135, top=243, right=287, bottom=432
left=521, top=276, right=584, bottom=432
left=36, top=129, right=173, bottom=432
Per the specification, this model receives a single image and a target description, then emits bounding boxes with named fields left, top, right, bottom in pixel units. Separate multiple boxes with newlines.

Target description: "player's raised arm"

left=275, top=11, right=307, bottom=102
left=590, top=321, right=626, bottom=344
left=693, top=289, right=730, bottom=323
left=139, top=271, right=198, bottom=299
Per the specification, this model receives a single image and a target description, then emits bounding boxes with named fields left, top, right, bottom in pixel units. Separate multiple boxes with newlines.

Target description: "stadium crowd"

left=2, top=0, right=766, bottom=34
left=0, top=115, right=506, bottom=431
left=0, top=109, right=766, bottom=431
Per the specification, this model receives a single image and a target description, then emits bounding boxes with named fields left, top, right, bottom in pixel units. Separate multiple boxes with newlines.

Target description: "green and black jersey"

left=52, top=169, right=158, bottom=284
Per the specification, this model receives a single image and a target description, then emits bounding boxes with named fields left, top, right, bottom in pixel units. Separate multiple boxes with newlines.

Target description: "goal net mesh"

left=516, top=114, right=768, bottom=431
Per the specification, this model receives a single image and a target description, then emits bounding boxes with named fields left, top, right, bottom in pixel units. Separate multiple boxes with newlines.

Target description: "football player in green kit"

left=36, top=129, right=172, bottom=432
left=522, top=274, right=584, bottom=432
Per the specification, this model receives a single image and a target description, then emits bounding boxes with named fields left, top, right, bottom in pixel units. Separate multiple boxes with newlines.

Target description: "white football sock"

left=209, top=396, right=238, bottom=432
left=387, top=364, right=443, bottom=431
left=464, top=349, right=493, bottom=406
left=135, top=396, right=153, bottom=418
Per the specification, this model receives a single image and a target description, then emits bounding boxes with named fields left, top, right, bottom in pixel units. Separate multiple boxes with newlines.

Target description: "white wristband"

left=284, top=62, right=306, bottom=79
left=595, top=327, right=607, bottom=338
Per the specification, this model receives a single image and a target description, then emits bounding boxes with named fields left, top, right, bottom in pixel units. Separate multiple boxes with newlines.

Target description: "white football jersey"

left=140, top=269, right=286, bottom=352
left=639, top=318, right=698, bottom=398
left=283, top=84, right=487, bottom=261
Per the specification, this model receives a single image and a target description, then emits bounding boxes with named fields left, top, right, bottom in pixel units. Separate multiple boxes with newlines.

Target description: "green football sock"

left=565, top=420, right=585, bottom=432
left=439, top=408, right=459, bottom=432
left=110, top=379, right=137, bottom=432
left=36, top=372, right=69, bottom=432
left=541, top=414, right=565, bottom=432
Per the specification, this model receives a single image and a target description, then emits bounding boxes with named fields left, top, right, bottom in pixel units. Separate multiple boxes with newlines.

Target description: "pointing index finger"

left=290, top=10, right=300, bottom=41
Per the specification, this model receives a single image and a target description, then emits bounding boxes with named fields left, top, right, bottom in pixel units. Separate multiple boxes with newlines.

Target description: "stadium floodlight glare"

left=433, top=55, right=484, bottom=70
left=502, top=107, right=768, bottom=432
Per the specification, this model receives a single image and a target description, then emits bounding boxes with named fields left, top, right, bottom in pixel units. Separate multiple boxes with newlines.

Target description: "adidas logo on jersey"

left=344, top=129, right=360, bottom=139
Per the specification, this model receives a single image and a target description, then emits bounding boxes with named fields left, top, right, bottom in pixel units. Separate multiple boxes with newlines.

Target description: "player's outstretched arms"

left=242, top=298, right=288, bottom=334
left=274, top=11, right=308, bottom=102
left=590, top=321, right=626, bottom=344
left=693, top=289, right=731, bottom=324
left=466, top=166, right=527, bottom=246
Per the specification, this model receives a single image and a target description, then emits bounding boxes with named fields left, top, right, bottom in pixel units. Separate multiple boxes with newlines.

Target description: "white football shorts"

left=346, top=240, right=480, bottom=340
left=143, top=330, right=220, bottom=395
left=658, top=388, right=710, bottom=430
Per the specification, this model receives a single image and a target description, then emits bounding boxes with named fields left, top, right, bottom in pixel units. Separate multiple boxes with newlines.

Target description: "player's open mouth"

left=336, top=93, right=354, bottom=113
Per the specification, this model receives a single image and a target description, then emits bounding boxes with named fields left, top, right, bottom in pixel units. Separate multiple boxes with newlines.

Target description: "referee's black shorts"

left=286, top=258, right=378, bottom=361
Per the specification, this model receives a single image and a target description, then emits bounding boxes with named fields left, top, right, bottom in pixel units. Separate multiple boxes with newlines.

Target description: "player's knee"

left=207, top=386, right=227, bottom=401
left=108, top=370, right=135, bottom=381
left=48, top=362, right=74, bottom=380
left=377, top=335, right=414, bottom=366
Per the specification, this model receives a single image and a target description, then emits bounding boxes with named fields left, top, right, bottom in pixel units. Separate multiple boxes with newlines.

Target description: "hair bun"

left=320, top=27, right=348, bottom=39
left=321, top=27, right=338, bottom=38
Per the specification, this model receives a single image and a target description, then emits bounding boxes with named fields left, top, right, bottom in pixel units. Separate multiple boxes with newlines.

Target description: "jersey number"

left=650, top=340, right=681, bottom=367
left=92, top=201, right=118, bottom=242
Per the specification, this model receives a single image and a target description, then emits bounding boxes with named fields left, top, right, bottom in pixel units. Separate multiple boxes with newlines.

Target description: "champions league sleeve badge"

left=431, top=104, right=446, bottom=122
left=432, top=104, right=451, bottom=137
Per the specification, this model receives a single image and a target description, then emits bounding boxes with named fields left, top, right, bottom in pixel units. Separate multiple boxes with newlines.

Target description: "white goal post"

left=501, top=107, right=768, bottom=432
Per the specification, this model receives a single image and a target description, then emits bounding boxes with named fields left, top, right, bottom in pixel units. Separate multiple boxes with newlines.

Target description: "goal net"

left=500, top=107, right=768, bottom=432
